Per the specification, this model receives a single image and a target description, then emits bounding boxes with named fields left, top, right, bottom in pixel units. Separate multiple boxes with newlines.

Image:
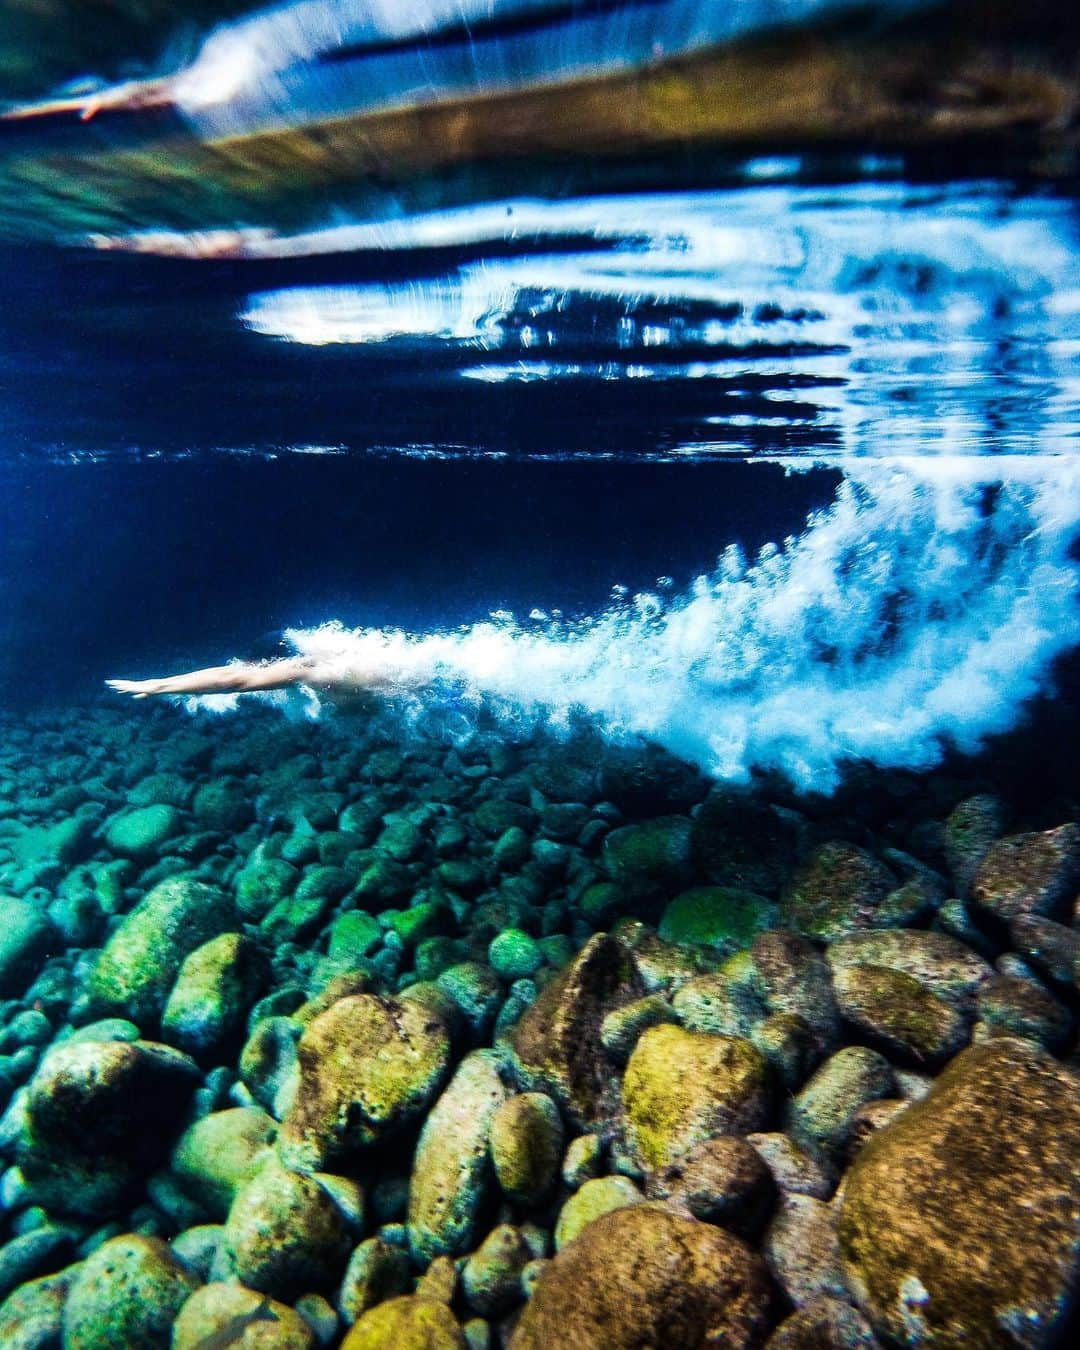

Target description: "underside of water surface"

left=0, top=3, right=1078, bottom=1349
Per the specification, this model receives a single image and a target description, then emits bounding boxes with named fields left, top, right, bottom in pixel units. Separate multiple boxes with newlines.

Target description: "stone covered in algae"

left=19, top=1038, right=199, bottom=1215
left=658, top=886, right=778, bottom=953
left=830, top=963, right=968, bottom=1067
left=169, top=1106, right=277, bottom=1220
left=408, top=1049, right=512, bottom=1264
left=278, top=992, right=450, bottom=1169
left=488, top=1091, right=564, bottom=1206
left=61, top=1235, right=197, bottom=1349
left=172, top=1282, right=315, bottom=1350
left=621, top=1024, right=771, bottom=1171
left=826, top=929, right=992, bottom=1014
left=0, top=1266, right=76, bottom=1349
left=779, top=844, right=897, bottom=941
left=969, top=823, right=1080, bottom=923
left=510, top=933, right=643, bottom=1127
left=839, top=1037, right=1080, bottom=1348
left=555, top=1175, right=644, bottom=1250
left=342, top=1295, right=467, bottom=1349
left=509, top=1203, right=773, bottom=1349
left=85, top=875, right=236, bottom=1026
left=160, top=931, right=263, bottom=1059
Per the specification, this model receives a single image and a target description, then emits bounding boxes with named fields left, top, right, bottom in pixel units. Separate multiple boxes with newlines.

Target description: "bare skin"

left=106, top=654, right=393, bottom=700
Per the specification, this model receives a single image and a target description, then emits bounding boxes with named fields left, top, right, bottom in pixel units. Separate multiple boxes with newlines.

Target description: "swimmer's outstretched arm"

left=106, top=656, right=326, bottom=699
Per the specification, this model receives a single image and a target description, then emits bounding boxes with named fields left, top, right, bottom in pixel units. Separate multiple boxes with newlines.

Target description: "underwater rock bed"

left=0, top=701, right=1077, bottom=1348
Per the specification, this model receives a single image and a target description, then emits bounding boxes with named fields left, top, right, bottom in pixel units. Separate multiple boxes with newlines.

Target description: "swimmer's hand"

left=106, top=677, right=170, bottom=698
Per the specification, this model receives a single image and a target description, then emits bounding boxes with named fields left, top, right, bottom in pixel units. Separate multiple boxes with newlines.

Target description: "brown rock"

left=510, top=1203, right=774, bottom=1349
left=766, top=1296, right=880, bottom=1348
left=839, top=1037, right=1080, bottom=1348
left=645, top=1135, right=775, bottom=1237
left=969, top=824, right=1080, bottom=924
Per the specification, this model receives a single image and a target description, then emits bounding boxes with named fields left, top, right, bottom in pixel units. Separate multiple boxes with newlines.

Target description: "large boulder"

left=839, top=1038, right=1080, bottom=1347
left=19, top=1039, right=199, bottom=1215
left=779, top=845, right=898, bottom=941
left=621, top=1025, right=771, bottom=1171
left=510, top=1203, right=773, bottom=1349
left=826, top=930, right=992, bottom=1014
left=85, top=875, right=236, bottom=1026
left=278, top=992, right=451, bottom=1170
left=969, top=824, right=1080, bottom=925
left=510, top=933, right=643, bottom=1127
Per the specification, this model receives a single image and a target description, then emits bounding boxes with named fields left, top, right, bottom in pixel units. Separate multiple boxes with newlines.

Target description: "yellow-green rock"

left=61, top=1235, right=197, bottom=1349
left=554, top=1176, right=643, bottom=1250
left=621, top=1025, right=770, bottom=1171
left=172, top=1282, right=314, bottom=1349
left=342, top=1296, right=467, bottom=1349
left=170, top=1107, right=276, bottom=1220
left=488, top=1092, right=563, bottom=1206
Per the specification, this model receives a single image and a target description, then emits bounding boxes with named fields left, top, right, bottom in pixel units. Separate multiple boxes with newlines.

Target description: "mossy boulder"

left=172, top=1283, right=315, bottom=1349
left=489, top=1092, right=564, bottom=1206
left=659, top=886, right=777, bottom=953
left=192, top=777, right=253, bottom=833
left=831, top=964, right=968, bottom=1068
left=622, top=1025, right=771, bottom=1171
left=0, top=1266, right=75, bottom=1348
left=969, top=823, right=1080, bottom=924
left=279, top=992, right=451, bottom=1169
left=510, top=1204, right=773, bottom=1350
left=839, top=1038, right=1080, bottom=1348
left=555, top=1175, right=644, bottom=1249
left=160, top=932, right=264, bottom=1059
left=461, top=1223, right=533, bottom=1316
left=170, top=1107, right=277, bottom=1220
left=826, top=929, right=992, bottom=1015
left=510, top=934, right=643, bottom=1127
left=488, top=929, right=543, bottom=980
left=943, top=795, right=1005, bottom=898
left=234, top=857, right=299, bottom=921
left=602, top=816, right=695, bottom=898
left=62, top=1235, right=197, bottom=1349
left=19, top=1039, right=199, bottom=1215
left=779, top=844, right=898, bottom=941
left=408, top=1049, right=512, bottom=1263
left=342, top=1296, right=467, bottom=1349
left=86, top=876, right=236, bottom=1026
left=102, top=804, right=182, bottom=858
left=338, top=1237, right=412, bottom=1326
left=224, top=1158, right=355, bottom=1298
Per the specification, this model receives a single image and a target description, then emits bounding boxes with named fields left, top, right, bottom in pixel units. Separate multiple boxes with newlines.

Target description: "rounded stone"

left=602, top=817, right=695, bottom=897
left=659, top=887, right=777, bottom=953
left=975, top=974, right=1074, bottom=1052
left=408, top=1050, right=512, bottom=1264
left=170, top=1107, right=277, bottom=1220
left=224, top=1158, right=353, bottom=1298
left=779, top=844, right=897, bottom=941
left=461, top=1223, right=533, bottom=1316
left=337, top=1236, right=412, bottom=1325
left=645, top=1135, right=775, bottom=1237
left=278, top=992, right=450, bottom=1170
left=969, top=824, right=1080, bottom=924
left=766, top=1296, right=879, bottom=1349
left=489, top=1092, right=564, bottom=1206
left=488, top=930, right=543, bottom=981
left=19, top=1039, right=199, bottom=1215
left=160, top=932, right=263, bottom=1060
left=621, top=1024, right=771, bottom=1171
left=510, top=1204, right=773, bottom=1350
left=554, top=1175, right=644, bottom=1250
left=786, top=1047, right=894, bottom=1163
left=172, top=1282, right=315, bottom=1349
left=62, top=1235, right=197, bottom=1349
left=103, top=804, right=181, bottom=859
left=830, top=963, right=968, bottom=1068
left=826, top=930, right=992, bottom=1014
left=0, top=1266, right=75, bottom=1348
left=839, top=1037, right=1080, bottom=1348
left=342, top=1296, right=467, bottom=1349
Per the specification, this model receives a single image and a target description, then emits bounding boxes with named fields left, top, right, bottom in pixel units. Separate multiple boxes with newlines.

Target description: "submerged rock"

left=943, top=795, right=1006, bottom=899
left=488, top=1092, right=563, bottom=1206
left=779, top=845, right=897, bottom=941
left=102, top=804, right=181, bottom=858
left=839, top=1037, right=1080, bottom=1348
left=0, top=897, right=57, bottom=998
left=172, top=1282, right=315, bottom=1349
left=62, top=1235, right=197, bottom=1349
left=278, top=992, right=450, bottom=1170
left=826, top=930, right=992, bottom=1014
left=786, top=1047, right=894, bottom=1164
left=160, top=931, right=263, bottom=1059
left=645, top=1135, right=775, bottom=1237
left=342, top=1295, right=467, bottom=1349
left=658, top=886, right=777, bottom=954
left=830, top=964, right=968, bottom=1068
left=602, top=817, right=695, bottom=898
left=510, top=933, right=643, bottom=1127
left=170, top=1106, right=277, bottom=1220
left=554, top=1176, right=644, bottom=1250
left=621, top=1024, right=771, bottom=1171
left=85, top=875, right=236, bottom=1026
left=0, top=1265, right=75, bottom=1349
left=510, top=1203, right=773, bottom=1349
left=691, top=788, right=799, bottom=895
left=969, top=823, right=1080, bottom=924
left=19, top=1039, right=199, bottom=1215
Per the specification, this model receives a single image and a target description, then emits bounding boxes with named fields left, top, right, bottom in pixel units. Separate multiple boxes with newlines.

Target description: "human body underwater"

left=1, top=2, right=1080, bottom=1349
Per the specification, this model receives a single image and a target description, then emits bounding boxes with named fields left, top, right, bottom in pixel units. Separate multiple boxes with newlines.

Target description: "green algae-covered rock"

left=342, top=1295, right=467, bottom=1350
left=554, top=1175, right=643, bottom=1250
left=672, top=971, right=760, bottom=1039
left=338, top=1236, right=412, bottom=1326
left=747, top=931, right=841, bottom=1054
left=62, top=1235, right=197, bottom=1349
left=235, top=856, right=299, bottom=921
left=475, top=798, right=536, bottom=839
left=0, top=896, right=57, bottom=997
left=779, top=843, right=898, bottom=941
left=328, top=911, right=382, bottom=965
left=839, top=1038, right=1080, bottom=1348
left=489, top=1092, right=564, bottom=1205
left=102, top=804, right=182, bottom=859
left=224, top=1158, right=354, bottom=1298
left=786, top=1046, right=894, bottom=1163
left=488, top=929, right=543, bottom=981
left=621, top=1025, right=771, bottom=1171
left=192, top=777, right=253, bottom=833
left=408, top=1049, right=512, bottom=1264
left=969, top=823, right=1080, bottom=924
left=435, top=961, right=505, bottom=1037
left=239, top=1014, right=301, bottom=1120
left=19, top=1039, right=199, bottom=1216
left=0, top=1264, right=76, bottom=1349
left=943, top=795, right=1006, bottom=899
left=172, top=1282, right=315, bottom=1350
left=831, top=964, right=968, bottom=1068
left=659, top=886, right=777, bottom=953
left=461, top=1223, right=533, bottom=1316
left=86, top=875, right=236, bottom=1026
left=170, top=1107, right=276, bottom=1220
left=510, top=1204, right=773, bottom=1350
left=600, top=993, right=680, bottom=1065
left=510, top=933, right=643, bottom=1128
left=160, top=932, right=263, bottom=1059
left=602, top=816, right=695, bottom=896
left=279, top=992, right=450, bottom=1170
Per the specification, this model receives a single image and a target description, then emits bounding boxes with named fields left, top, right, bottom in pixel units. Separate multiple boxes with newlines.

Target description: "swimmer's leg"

left=106, top=656, right=321, bottom=699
